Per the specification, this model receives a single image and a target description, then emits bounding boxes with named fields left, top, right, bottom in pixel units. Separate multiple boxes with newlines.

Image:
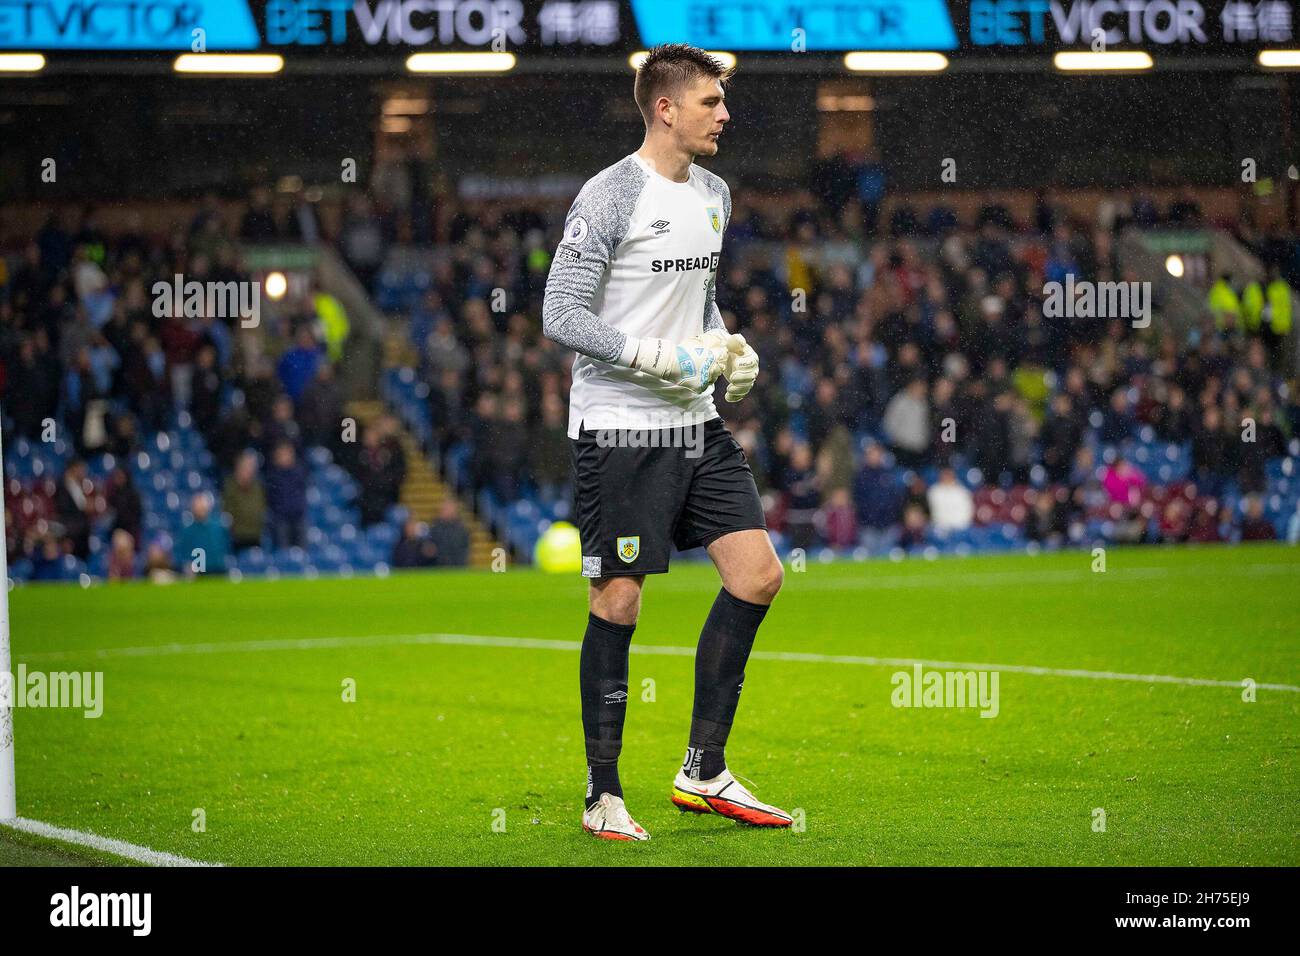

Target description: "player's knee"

left=736, top=559, right=782, bottom=606
left=757, top=559, right=784, bottom=603
left=590, top=578, right=641, bottom=625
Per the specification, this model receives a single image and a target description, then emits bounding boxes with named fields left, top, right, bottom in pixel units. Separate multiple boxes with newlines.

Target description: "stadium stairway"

left=344, top=398, right=500, bottom=568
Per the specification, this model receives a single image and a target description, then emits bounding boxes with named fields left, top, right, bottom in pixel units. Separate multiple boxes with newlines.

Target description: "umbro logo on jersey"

left=650, top=219, right=671, bottom=235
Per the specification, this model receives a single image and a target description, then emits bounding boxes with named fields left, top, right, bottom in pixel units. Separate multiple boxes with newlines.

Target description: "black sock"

left=685, top=588, right=769, bottom=780
left=580, top=612, right=636, bottom=809
left=682, top=745, right=728, bottom=782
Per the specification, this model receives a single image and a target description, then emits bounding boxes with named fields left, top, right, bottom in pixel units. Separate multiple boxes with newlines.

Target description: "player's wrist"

left=628, top=337, right=677, bottom=380
left=617, top=334, right=642, bottom=368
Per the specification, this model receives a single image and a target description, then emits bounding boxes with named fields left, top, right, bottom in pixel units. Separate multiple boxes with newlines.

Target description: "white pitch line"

left=742, top=649, right=1300, bottom=692
left=1, top=817, right=220, bottom=867
left=20, top=632, right=584, bottom=662
left=18, top=630, right=1300, bottom=693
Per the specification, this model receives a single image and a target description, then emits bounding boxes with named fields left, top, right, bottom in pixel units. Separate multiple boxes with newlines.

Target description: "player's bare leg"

left=671, top=529, right=792, bottom=826
left=707, top=528, right=783, bottom=607
left=589, top=574, right=644, bottom=625
left=580, top=575, right=650, bottom=840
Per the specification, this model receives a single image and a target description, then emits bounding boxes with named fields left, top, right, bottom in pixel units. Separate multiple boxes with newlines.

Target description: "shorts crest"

left=616, top=536, right=640, bottom=563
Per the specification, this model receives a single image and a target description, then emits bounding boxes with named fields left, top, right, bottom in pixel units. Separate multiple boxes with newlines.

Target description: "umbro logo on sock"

left=603, top=690, right=628, bottom=704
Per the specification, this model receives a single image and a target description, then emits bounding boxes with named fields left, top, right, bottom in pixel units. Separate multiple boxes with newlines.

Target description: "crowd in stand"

left=0, top=205, right=469, bottom=580
left=388, top=186, right=1300, bottom=551
left=4, top=180, right=1298, bottom=581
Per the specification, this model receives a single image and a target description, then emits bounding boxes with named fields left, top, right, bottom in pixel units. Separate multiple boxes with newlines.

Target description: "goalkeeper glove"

left=623, top=335, right=728, bottom=393
left=721, top=333, right=759, bottom=402
left=697, top=329, right=759, bottom=401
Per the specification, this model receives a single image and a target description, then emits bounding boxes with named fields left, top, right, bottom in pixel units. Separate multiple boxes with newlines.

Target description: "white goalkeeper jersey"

left=542, top=151, right=731, bottom=439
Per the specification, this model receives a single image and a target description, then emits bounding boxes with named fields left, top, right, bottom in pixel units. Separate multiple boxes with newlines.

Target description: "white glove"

left=697, top=329, right=732, bottom=352
left=625, top=335, right=728, bottom=393
left=721, top=333, right=759, bottom=402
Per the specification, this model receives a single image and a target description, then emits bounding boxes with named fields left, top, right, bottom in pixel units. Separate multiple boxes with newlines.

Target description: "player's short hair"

left=634, top=44, right=734, bottom=127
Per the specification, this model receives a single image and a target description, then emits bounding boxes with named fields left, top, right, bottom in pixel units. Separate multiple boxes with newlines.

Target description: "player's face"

left=676, top=77, right=729, bottom=156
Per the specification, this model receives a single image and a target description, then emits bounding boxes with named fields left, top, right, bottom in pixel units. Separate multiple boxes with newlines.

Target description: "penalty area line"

left=20, top=630, right=1300, bottom=693
left=0, top=817, right=220, bottom=867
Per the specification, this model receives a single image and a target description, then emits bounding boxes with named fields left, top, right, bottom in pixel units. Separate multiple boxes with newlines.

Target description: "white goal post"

left=0, top=415, right=15, bottom=820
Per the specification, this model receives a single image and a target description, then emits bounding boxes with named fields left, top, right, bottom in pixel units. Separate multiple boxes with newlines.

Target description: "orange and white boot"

left=670, top=769, right=792, bottom=827
left=582, top=793, right=651, bottom=841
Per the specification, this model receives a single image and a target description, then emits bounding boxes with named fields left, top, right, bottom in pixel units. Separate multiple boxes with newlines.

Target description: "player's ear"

left=658, top=96, right=674, bottom=127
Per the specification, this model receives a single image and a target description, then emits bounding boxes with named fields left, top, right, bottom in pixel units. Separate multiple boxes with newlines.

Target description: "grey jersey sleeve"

left=541, top=158, right=647, bottom=363
left=696, top=170, right=732, bottom=334
left=703, top=272, right=726, bottom=333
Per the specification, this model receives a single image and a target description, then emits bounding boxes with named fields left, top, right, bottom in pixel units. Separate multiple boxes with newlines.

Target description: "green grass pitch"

left=2, top=544, right=1297, bottom=866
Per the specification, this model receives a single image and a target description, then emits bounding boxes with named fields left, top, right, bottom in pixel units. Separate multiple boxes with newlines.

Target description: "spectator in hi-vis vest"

left=1208, top=274, right=1242, bottom=332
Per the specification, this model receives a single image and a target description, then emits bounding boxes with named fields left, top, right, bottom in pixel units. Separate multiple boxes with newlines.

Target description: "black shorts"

left=571, top=417, right=767, bottom=578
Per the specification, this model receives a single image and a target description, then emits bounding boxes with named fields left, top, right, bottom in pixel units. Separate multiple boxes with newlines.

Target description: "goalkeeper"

left=541, top=44, right=790, bottom=841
